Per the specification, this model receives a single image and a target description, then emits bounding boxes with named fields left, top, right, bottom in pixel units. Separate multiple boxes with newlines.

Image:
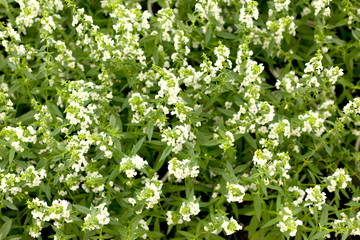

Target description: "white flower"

left=41, top=16, right=56, bottom=33
left=253, top=148, right=273, bottom=167
left=139, top=219, right=149, bottom=230
left=304, top=185, right=326, bottom=213
left=288, top=186, right=305, bottom=206
left=301, top=7, right=311, bottom=16
left=179, top=198, right=200, bottom=222
left=161, top=124, right=195, bottom=154
left=120, top=155, right=148, bottom=178
left=11, top=141, right=24, bottom=152
left=83, top=203, right=110, bottom=230
left=137, top=176, right=163, bottom=209
left=214, top=43, right=231, bottom=70
left=166, top=211, right=174, bottom=225
left=104, top=150, right=113, bottom=158
left=274, top=0, right=291, bottom=11
left=276, top=207, right=302, bottom=236
left=326, top=168, right=351, bottom=192
left=325, top=66, right=344, bottom=84
left=125, top=169, right=137, bottom=178
left=168, top=158, right=199, bottom=181
left=226, top=182, right=246, bottom=203
left=128, top=198, right=136, bottom=206
left=222, top=217, right=242, bottom=235
left=304, top=51, right=323, bottom=74
left=311, top=0, right=332, bottom=16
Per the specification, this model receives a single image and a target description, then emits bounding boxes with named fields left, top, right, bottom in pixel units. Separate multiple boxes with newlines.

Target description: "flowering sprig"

left=119, top=155, right=148, bottom=178
left=276, top=207, right=303, bottom=237
left=0, top=0, right=360, bottom=239
left=325, top=168, right=352, bottom=192
left=82, top=203, right=110, bottom=231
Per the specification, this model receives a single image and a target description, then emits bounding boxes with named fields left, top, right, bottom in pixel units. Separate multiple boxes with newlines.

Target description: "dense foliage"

left=1, top=0, right=360, bottom=239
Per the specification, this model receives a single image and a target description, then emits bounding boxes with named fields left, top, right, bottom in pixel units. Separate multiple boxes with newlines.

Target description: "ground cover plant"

left=1, top=0, right=360, bottom=239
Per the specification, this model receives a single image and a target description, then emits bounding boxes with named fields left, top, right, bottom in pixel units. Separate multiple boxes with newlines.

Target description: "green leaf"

left=0, top=219, right=11, bottom=240
left=154, top=146, right=172, bottom=171
left=86, top=66, right=100, bottom=76
left=163, top=184, right=186, bottom=193
left=40, top=183, right=51, bottom=201
left=130, top=136, right=145, bottom=155
left=50, top=127, right=61, bottom=137
left=311, top=231, right=328, bottom=240
left=187, top=13, right=196, bottom=22
left=345, top=202, right=360, bottom=207
left=46, top=102, right=63, bottom=118
left=185, top=178, right=194, bottom=199
left=109, top=168, right=120, bottom=181
left=147, top=231, right=165, bottom=238
left=323, top=143, right=333, bottom=157
left=147, top=120, right=154, bottom=141
left=201, top=139, right=221, bottom=146
left=9, top=148, right=15, bottom=166
left=267, top=38, right=275, bottom=57
left=261, top=218, right=279, bottom=229
left=248, top=216, right=258, bottom=238
left=178, top=231, right=195, bottom=238
left=154, top=217, right=160, bottom=232
left=352, top=29, right=360, bottom=40
left=254, top=193, right=261, bottom=221
left=73, top=205, right=90, bottom=214
left=23, top=69, right=36, bottom=80
left=110, top=114, right=117, bottom=130
left=276, top=195, right=281, bottom=212
left=215, top=31, right=238, bottom=39
left=4, top=200, right=18, bottom=210
left=302, top=151, right=315, bottom=160
left=226, top=161, right=237, bottom=181
left=114, top=138, right=122, bottom=153
left=320, top=204, right=328, bottom=227
left=210, top=234, right=226, bottom=240
left=153, top=47, right=159, bottom=65
left=307, top=168, right=317, bottom=184
left=308, top=162, right=322, bottom=175
left=205, top=26, right=212, bottom=45
left=234, top=164, right=248, bottom=174
left=341, top=230, right=349, bottom=240
left=244, top=134, right=257, bottom=149
left=0, top=0, right=8, bottom=8
left=16, top=110, right=35, bottom=124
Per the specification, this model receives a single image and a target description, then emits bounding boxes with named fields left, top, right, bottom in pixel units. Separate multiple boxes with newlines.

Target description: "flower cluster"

left=0, top=166, right=46, bottom=195
left=276, top=207, right=303, bottom=237
left=161, top=124, right=196, bottom=153
left=304, top=185, right=327, bottom=214
left=226, top=182, right=246, bottom=203
left=239, top=0, right=259, bottom=29
left=28, top=198, right=72, bottom=238
left=222, top=217, right=243, bottom=235
left=332, top=212, right=360, bottom=236
left=326, top=168, right=352, bottom=192
left=1, top=126, right=37, bottom=152
left=136, top=176, right=163, bottom=209
left=204, top=214, right=242, bottom=236
left=311, top=0, right=332, bottom=16
left=324, top=66, right=344, bottom=84
left=1, top=0, right=360, bottom=239
left=168, top=157, right=199, bottom=181
left=179, top=197, right=201, bottom=222
left=119, top=155, right=148, bottom=178
left=287, top=186, right=306, bottom=207
left=83, top=203, right=110, bottom=231
left=343, top=97, right=360, bottom=116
